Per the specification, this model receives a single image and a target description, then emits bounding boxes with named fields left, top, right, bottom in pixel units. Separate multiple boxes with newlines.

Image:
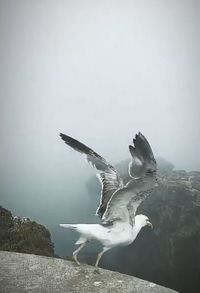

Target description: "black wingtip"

left=138, top=132, right=145, bottom=139
left=60, top=133, right=66, bottom=141
left=133, top=131, right=146, bottom=145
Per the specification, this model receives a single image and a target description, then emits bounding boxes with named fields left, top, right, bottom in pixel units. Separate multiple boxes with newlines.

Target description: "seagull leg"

left=72, top=243, right=86, bottom=266
left=95, top=247, right=110, bottom=268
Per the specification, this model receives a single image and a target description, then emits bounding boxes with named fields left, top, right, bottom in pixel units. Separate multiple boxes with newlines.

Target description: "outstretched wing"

left=103, top=132, right=157, bottom=224
left=102, top=175, right=157, bottom=224
left=128, top=132, right=157, bottom=178
left=60, top=133, right=123, bottom=217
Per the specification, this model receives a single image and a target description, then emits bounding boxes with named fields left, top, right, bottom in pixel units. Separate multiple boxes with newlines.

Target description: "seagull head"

left=135, top=214, right=153, bottom=229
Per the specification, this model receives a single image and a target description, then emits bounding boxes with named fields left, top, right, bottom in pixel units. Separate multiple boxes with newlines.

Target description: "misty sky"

left=0, top=0, right=199, bottom=255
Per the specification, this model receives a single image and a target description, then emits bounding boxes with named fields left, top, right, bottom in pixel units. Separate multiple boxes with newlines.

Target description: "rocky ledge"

left=0, top=251, right=177, bottom=293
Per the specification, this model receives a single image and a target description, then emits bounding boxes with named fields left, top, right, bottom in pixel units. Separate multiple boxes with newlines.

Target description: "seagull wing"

left=60, top=133, right=123, bottom=218
left=103, top=133, right=157, bottom=224
left=102, top=175, right=157, bottom=224
left=128, top=132, right=157, bottom=178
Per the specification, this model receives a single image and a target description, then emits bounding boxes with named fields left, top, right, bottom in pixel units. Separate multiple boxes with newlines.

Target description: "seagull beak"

left=146, top=221, right=153, bottom=229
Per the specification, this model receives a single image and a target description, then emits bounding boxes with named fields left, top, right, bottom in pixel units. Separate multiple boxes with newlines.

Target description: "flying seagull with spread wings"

left=59, top=132, right=157, bottom=267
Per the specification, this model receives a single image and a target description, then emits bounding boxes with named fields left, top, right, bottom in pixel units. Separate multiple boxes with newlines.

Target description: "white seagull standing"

left=59, top=132, right=157, bottom=267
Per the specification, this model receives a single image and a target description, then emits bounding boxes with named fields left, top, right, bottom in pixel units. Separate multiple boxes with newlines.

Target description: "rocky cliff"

left=0, top=206, right=54, bottom=257
left=0, top=251, right=177, bottom=293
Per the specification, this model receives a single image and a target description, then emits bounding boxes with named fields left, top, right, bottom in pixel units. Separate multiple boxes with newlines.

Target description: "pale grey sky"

left=0, top=1, right=199, bottom=252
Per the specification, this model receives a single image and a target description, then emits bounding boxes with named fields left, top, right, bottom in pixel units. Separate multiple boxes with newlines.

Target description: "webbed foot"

left=93, top=268, right=100, bottom=274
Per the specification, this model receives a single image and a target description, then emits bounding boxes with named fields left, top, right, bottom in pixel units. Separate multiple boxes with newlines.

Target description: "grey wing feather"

left=102, top=176, right=157, bottom=224
left=103, top=133, right=157, bottom=224
left=59, top=133, right=123, bottom=218
left=60, top=133, right=114, bottom=172
left=129, top=132, right=157, bottom=178
left=96, top=172, right=122, bottom=217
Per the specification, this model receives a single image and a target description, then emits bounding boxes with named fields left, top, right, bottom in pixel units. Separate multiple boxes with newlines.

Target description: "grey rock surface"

left=0, top=251, right=177, bottom=293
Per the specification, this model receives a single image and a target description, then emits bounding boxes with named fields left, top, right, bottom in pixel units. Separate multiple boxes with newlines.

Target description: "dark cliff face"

left=0, top=206, right=54, bottom=257
left=86, top=160, right=200, bottom=293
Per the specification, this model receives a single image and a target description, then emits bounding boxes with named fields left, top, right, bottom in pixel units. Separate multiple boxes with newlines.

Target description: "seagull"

left=59, top=132, right=157, bottom=267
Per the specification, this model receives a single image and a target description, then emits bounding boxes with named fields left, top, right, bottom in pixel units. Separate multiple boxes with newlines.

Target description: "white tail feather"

left=59, top=224, right=77, bottom=229
left=59, top=224, right=87, bottom=245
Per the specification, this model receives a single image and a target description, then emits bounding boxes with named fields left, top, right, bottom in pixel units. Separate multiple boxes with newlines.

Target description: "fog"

left=0, top=0, right=199, bottom=256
